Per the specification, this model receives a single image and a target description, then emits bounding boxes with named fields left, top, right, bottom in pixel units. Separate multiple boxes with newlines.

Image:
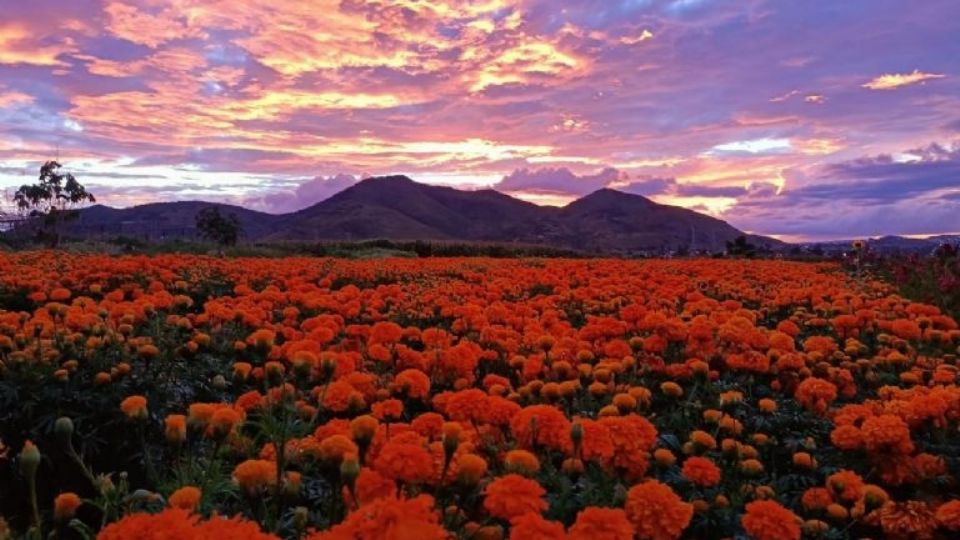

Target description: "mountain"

left=271, top=175, right=552, bottom=242
left=803, top=235, right=959, bottom=254
left=71, top=201, right=285, bottom=241
left=59, top=175, right=783, bottom=254
left=555, top=188, right=777, bottom=253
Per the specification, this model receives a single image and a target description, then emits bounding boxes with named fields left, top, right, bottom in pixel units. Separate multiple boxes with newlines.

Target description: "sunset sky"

left=1, top=0, right=958, bottom=241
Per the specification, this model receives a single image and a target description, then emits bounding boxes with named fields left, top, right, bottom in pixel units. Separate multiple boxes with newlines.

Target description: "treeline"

left=0, top=235, right=590, bottom=259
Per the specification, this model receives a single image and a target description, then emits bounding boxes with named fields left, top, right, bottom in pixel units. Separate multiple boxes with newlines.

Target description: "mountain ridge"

left=63, top=175, right=784, bottom=254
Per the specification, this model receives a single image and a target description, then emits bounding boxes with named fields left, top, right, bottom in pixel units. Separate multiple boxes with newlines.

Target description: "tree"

left=725, top=235, right=757, bottom=258
left=13, top=161, right=96, bottom=247
left=195, top=206, right=241, bottom=248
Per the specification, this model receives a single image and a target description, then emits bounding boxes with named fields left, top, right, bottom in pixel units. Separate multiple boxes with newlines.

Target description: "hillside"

left=71, top=201, right=285, bottom=241
left=59, top=175, right=781, bottom=253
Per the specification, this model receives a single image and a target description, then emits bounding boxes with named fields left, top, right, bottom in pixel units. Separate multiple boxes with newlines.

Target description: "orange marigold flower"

left=483, top=474, right=547, bottom=521
left=510, top=405, right=572, bottom=453
left=935, top=500, right=960, bottom=531
left=371, top=399, right=404, bottom=421
left=654, top=448, right=677, bottom=467
left=187, top=403, right=219, bottom=428
left=165, top=414, right=187, bottom=445
left=233, top=459, right=278, bottom=494
left=826, top=470, right=865, bottom=503
left=741, top=500, right=801, bottom=540
left=689, top=430, right=717, bottom=451
left=98, top=508, right=198, bottom=540
left=682, top=456, right=721, bottom=487
left=374, top=441, right=434, bottom=485
left=319, top=435, right=359, bottom=465
left=801, top=488, right=833, bottom=511
left=53, top=492, right=82, bottom=521
left=890, top=319, right=922, bottom=341
left=323, top=381, right=363, bottom=413
left=120, top=395, right=148, bottom=420
left=758, top=398, right=777, bottom=413
left=50, top=287, right=72, bottom=302
left=504, top=449, right=540, bottom=476
left=794, top=378, right=837, bottom=414
left=168, top=486, right=201, bottom=511
left=569, top=507, right=633, bottom=540
left=194, top=513, right=280, bottom=539
left=445, top=389, right=490, bottom=424
left=576, top=419, right=615, bottom=464
left=878, top=501, right=936, bottom=540
left=350, top=415, right=380, bottom=443
left=351, top=467, right=397, bottom=506
left=308, top=494, right=446, bottom=540
left=860, top=414, right=914, bottom=454
left=99, top=508, right=279, bottom=540
left=209, top=407, right=244, bottom=439
left=829, top=424, right=863, bottom=451
left=660, top=381, right=684, bottom=398
left=624, top=480, right=693, bottom=540
left=247, top=328, right=276, bottom=349
left=600, top=414, right=658, bottom=479
left=393, top=369, right=431, bottom=400
left=456, top=453, right=488, bottom=485
left=508, top=513, right=566, bottom=540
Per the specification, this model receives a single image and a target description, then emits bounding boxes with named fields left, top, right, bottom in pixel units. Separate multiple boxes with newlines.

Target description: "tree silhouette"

left=725, top=235, right=757, bottom=258
left=13, top=161, right=96, bottom=247
left=195, top=206, right=242, bottom=248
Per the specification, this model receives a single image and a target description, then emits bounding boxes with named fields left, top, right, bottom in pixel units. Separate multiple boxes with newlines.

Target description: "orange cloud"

left=79, top=47, right=208, bottom=77
left=104, top=1, right=205, bottom=48
left=0, top=90, right=33, bottom=108
left=619, top=29, right=654, bottom=45
left=792, top=137, right=844, bottom=155
left=467, top=39, right=582, bottom=91
left=0, top=24, right=73, bottom=66
left=862, top=69, right=946, bottom=90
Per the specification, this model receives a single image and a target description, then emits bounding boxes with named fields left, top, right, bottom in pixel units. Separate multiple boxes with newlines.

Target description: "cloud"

left=103, top=1, right=205, bottom=48
left=622, top=176, right=782, bottom=200
left=619, top=29, right=654, bottom=45
left=1, top=0, right=960, bottom=238
left=725, top=142, right=960, bottom=237
left=0, top=89, right=33, bottom=108
left=862, top=69, right=946, bottom=90
left=620, top=177, right=676, bottom=196
left=494, top=167, right=626, bottom=196
left=0, top=24, right=74, bottom=66
left=250, top=174, right=358, bottom=213
left=709, top=138, right=792, bottom=155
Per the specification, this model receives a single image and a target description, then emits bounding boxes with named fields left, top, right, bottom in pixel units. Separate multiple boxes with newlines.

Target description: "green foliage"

left=195, top=207, right=242, bottom=247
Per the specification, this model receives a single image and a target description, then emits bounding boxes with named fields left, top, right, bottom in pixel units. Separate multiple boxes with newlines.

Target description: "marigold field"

left=2, top=253, right=960, bottom=540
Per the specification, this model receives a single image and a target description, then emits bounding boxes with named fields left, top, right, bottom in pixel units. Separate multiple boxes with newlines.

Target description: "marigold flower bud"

left=53, top=492, right=82, bottom=522
left=120, top=395, right=148, bottom=421
left=561, top=457, right=585, bottom=477
left=19, top=441, right=40, bottom=478
left=54, top=417, right=74, bottom=448
left=168, top=486, right=201, bottom=511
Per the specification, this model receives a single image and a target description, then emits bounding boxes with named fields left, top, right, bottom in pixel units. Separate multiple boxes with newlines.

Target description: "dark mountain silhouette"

left=273, top=175, right=551, bottom=242
left=72, top=201, right=285, bottom=241
left=63, top=175, right=784, bottom=253
left=555, top=188, right=775, bottom=252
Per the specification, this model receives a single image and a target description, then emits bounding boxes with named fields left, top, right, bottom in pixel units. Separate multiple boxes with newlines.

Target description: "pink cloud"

left=249, top=174, right=359, bottom=213
left=0, top=0, right=958, bottom=238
